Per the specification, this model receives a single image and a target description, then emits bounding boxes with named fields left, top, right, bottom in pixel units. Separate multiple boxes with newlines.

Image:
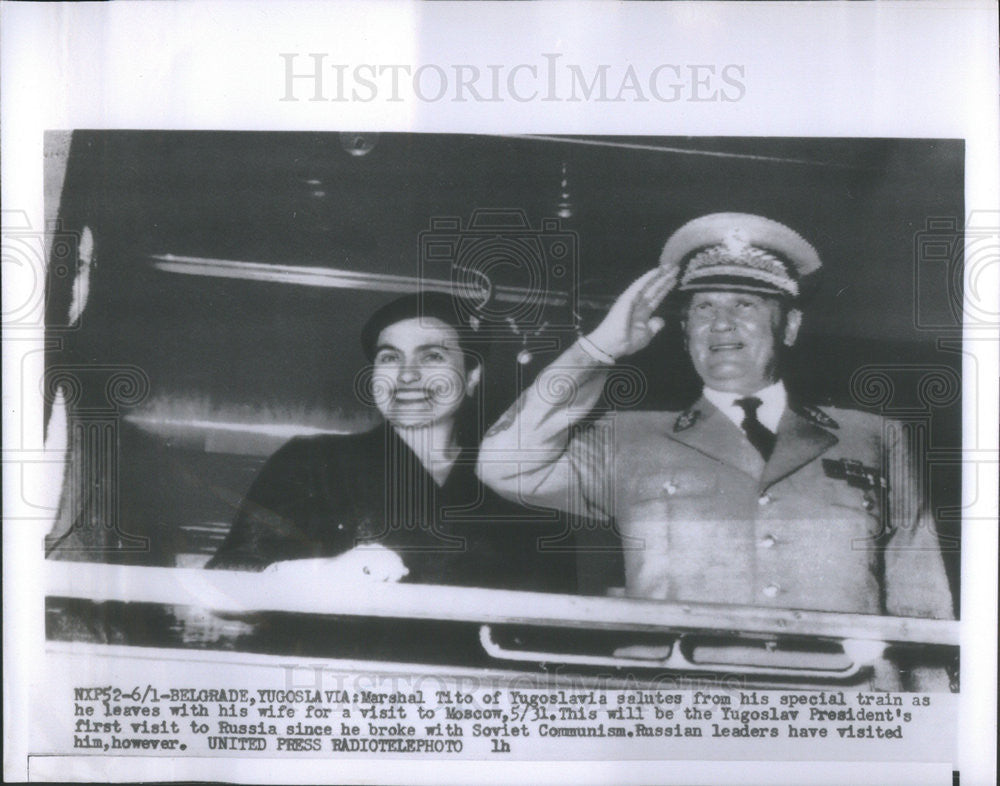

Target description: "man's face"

left=683, top=291, right=801, bottom=395
left=371, top=317, right=479, bottom=430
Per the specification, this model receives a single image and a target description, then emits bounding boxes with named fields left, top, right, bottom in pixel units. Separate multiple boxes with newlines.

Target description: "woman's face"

left=371, top=317, right=480, bottom=430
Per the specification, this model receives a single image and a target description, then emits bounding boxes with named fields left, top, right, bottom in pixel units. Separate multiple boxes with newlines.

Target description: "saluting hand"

left=584, top=266, right=676, bottom=361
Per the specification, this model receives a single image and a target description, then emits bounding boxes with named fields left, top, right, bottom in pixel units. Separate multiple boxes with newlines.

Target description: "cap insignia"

left=721, top=226, right=751, bottom=256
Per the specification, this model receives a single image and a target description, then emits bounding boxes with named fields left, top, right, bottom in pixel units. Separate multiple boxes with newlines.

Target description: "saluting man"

left=477, top=212, right=954, bottom=690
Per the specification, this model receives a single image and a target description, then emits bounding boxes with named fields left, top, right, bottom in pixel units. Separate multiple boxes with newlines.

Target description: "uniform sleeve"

left=476, top=340, right=614, bottom=520
left=206, top=438, right=326, bottom=571
left=881, top=419, right=955, bottom=620
left=881, top=419, right=957, bottom=692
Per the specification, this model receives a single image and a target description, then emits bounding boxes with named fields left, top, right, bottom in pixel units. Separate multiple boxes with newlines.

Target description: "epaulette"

left=673, top=408, right=701, bottom=432
left=795, top=404, right=839, bottom=429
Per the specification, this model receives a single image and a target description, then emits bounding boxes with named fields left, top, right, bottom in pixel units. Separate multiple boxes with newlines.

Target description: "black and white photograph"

left=43, top=132, right=960, bottom=695
left=3, top=3, right=997, bottom=785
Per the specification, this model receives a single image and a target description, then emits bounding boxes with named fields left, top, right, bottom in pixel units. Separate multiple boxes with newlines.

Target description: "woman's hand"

left=584, top=266, right=677, bottom=361
left=263, top=544, right=409, bottom=584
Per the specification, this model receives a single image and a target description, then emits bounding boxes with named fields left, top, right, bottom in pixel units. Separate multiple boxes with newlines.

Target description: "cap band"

left=659, top=212, right=822, bottom=300
left=679, top=244, right=799, bottom=296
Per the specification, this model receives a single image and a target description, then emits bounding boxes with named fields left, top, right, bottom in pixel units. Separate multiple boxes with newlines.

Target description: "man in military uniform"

left=477, top=213, right=954, bottom=690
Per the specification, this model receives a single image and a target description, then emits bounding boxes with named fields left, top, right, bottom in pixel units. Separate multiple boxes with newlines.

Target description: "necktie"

left=735, top=396, right=776, bottom=460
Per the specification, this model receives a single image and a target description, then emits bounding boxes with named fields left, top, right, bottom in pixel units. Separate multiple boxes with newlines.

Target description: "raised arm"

left=477, top=267, right=675, bottom=516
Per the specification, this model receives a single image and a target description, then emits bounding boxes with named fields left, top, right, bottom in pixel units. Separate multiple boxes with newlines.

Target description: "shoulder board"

left=673, top=408, right=702, bottom=432
left=795, top=404, right=839, bottom=430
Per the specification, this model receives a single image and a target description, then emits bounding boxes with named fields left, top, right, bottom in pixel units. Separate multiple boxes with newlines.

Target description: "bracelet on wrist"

left=577, top=335, right=617, bottom=366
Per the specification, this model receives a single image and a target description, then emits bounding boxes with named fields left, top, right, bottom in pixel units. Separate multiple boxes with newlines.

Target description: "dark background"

left=45, top=132, right=963, bottom=604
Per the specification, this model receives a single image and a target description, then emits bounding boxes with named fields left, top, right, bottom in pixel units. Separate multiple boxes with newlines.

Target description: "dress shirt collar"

left=703, top=380, right=787, bottom=433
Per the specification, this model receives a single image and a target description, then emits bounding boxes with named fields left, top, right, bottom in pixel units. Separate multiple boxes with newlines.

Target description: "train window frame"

left=42, top=130, right=962, bottom=689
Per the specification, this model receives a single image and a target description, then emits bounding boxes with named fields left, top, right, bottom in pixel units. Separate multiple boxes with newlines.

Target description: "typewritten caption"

left=69, top=685, right=937, bottom=756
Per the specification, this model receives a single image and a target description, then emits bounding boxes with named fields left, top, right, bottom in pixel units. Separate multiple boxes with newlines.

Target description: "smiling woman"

left=372, top=318, right=474, bottom=435
left=206, top=292, right=576, bottom=594
left=363, top=293, right=482, bottom=456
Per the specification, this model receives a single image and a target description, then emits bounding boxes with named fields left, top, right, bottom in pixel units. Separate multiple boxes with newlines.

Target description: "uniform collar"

left=669, top=396, right=766, bottom=481
left=703, top=380, right=787, bottom=433
left=670, top=388, right=838, bottom=488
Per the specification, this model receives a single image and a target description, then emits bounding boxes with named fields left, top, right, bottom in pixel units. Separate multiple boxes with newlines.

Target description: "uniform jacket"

left=209, top=424, right=576, bottom=593
left=477, top=342, right=955, bottom=688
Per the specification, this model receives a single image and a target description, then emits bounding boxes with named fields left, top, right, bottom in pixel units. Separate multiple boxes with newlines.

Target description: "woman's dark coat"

left=208, top=425, right=576, bottom=593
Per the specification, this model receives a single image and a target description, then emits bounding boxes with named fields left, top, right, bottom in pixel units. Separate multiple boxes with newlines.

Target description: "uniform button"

left=759, top=535, right=776, bottom=549
left=762, top=583, right=780, bottom=598
left=862, top=497, right=874, bottom=511
left=663, top=481, right=678, bottom=495
left=758, top=493, right=772, bottom=506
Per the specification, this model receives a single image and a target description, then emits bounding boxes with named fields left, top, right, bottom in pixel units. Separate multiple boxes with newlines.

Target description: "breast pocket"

left=660, top=467, right=719, bottom=498
left=825, top=478, right=878, bottom=511
left=823, top=477, right=885, bottom=542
